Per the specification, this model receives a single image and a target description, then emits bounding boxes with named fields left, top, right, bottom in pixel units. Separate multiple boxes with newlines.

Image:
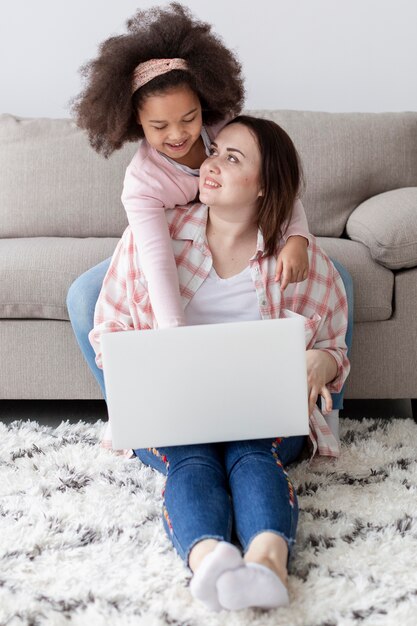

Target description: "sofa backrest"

left=0, top=115, right=134, bottom=238
left=1, top=111, right=416, bottom=238
left=256, top=110, right=417, bottom=236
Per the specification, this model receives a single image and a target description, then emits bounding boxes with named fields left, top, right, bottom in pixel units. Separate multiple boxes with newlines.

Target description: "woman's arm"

left=311, top=262, right=350, bottom=395
left=305, top=349, right=338, bottom=416
left=275, top=199, right=311, bottom=290
left=304, top=255, right=350, bottom=415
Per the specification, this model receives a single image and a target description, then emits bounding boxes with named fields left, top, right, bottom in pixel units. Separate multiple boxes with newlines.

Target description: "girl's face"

left=137, top=84, right=203, bottom=161
left=199, top=124, right=263, bottom=213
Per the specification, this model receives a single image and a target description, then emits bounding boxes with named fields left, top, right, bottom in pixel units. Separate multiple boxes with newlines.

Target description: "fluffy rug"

left=1, top=417, right=417, bottom=626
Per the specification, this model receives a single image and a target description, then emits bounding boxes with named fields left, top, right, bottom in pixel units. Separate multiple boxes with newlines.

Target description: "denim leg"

left=223, top=436, right=305, bottom=558
left=66, top=258, right=111, bottom=399
left=329, top=259, right=354, bottom=410
left=134, top=443, right=233, bottom=566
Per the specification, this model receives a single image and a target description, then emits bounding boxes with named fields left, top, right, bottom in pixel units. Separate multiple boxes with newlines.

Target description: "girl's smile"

left=164, top=137, right=190, bottom=154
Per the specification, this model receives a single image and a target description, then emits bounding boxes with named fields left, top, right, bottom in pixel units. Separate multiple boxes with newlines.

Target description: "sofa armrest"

left=346, top=188, right=417, bottom=270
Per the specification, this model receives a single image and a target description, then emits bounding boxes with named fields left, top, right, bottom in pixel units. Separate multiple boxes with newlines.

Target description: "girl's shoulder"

left=122, top=140, right=200, bottom=208
left=125, top=140, right=187, bottom=188
left=127, top=139, right=197, bottom=182
left=128, top=139, right=166, bottom=172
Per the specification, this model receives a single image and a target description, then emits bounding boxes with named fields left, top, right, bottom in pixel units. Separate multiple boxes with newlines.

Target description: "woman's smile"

left=203, top=176, right=221, bottom=189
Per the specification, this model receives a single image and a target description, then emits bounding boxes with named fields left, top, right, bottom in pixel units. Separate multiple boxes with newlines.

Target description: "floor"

left=0, top=398, right=414, bottom=427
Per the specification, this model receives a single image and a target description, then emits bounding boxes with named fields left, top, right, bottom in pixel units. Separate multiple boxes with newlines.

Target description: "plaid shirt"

left=90, top=203, right=350, bottom=459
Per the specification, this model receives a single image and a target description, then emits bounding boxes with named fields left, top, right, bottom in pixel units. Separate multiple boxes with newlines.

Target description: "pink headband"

left=131, top=58, right=189, bottom=94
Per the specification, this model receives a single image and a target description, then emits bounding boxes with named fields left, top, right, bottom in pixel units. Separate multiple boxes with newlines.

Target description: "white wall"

left=1, top=0, right=416, bottom=117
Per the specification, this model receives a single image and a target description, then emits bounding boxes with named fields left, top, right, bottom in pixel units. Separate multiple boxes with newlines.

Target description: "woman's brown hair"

left=226, top=116, right=304, bottom=257
left=71, top=3, right=245, bottom=157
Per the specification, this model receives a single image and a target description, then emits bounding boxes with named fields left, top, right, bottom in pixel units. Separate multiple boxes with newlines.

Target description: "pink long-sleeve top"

left=121, top=119, right=312, bottom=328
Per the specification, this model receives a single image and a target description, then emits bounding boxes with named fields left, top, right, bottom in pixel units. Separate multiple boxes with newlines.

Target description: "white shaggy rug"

left=1, top=417, right=417, bottom=626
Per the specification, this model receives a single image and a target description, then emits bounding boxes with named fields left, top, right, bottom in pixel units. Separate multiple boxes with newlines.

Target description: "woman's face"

left=199, top=123, right=263, bottom=212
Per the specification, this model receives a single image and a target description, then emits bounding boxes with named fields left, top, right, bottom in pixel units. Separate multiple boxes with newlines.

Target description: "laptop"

left=101, top=317, right=309, bottom=450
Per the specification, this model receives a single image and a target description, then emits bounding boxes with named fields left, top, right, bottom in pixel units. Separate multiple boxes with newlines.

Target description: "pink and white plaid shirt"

left=89, top=203, right=350, bottom=459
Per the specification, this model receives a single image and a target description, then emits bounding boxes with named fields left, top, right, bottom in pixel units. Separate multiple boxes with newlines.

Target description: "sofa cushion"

left=317, top=237, right=394, bottom=322
left=0, top=236, right=393, bottom=323
left=0, top=238, right=118, bottom=320
left=249, top=110, right=417, bottom=237
left=345, top=188, right=417, bottom=269
left=0, top=115, right=134, bottom=238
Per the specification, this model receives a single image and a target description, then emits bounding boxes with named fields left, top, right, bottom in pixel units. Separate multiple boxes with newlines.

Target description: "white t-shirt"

left=185, top=265, right=262, bottom=326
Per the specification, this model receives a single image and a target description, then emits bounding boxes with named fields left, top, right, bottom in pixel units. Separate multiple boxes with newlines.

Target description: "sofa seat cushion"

left=317, top=237, right=394, bottom=322
left=0, top=237, right=119, bottom=320
left=0, top=236, right=393, bottom=324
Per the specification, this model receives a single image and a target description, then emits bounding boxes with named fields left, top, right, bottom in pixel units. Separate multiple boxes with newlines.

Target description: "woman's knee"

left=66, top=258, right=111, bottom=324
left=330, top=259, right=354, bottom=306
left=66, top=278, right=95, bottom=334
left=329, top=259, right=354, bottom=337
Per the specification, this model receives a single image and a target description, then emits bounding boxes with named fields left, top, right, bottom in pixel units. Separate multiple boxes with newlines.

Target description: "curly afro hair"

left=71, top=3, right=245, bottom=157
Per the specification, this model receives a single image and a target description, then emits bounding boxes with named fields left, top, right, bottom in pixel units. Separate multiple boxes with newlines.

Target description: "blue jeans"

left=66, top=256, right=354, bottom=408
left=329, top=258, right=354, bottom=410
left=134, top=436, right=306, bottom=566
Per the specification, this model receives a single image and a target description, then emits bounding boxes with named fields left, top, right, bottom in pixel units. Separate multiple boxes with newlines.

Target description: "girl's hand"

left=305, top=350, right=336, bottom=416
left=275, top=236, right=309, bottom=291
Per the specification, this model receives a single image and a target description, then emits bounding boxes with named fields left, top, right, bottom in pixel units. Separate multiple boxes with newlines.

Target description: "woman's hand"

left=305, top=349, right=338, bottom=416
left=275, top=235, right=309, bottom=291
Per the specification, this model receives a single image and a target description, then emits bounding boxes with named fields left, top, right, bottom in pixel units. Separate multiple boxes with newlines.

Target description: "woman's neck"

left=206, top=207, right=258, bottom=278
left=206, top=207, right=258, bottom=245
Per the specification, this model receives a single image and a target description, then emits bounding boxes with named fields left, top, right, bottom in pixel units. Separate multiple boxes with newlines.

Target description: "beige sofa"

left=1, top=111, right=416, bottom=416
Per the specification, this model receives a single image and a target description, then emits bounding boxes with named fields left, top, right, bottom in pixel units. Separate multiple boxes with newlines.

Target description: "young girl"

left=68, top=3, right=351, bottom=449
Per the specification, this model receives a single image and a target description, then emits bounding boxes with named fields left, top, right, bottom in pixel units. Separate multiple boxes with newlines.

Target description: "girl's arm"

left=282, top=198, right=311, bottom=245
left=127, top=208, right=184, bottom=329
left=276, top=198, right=312, bottom=290
left=121, top=154, right=198, bottom=328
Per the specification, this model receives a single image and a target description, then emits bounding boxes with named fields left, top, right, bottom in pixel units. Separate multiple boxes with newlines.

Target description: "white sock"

left=189, top=541, right=243, bottom=612
left=324, top=410, right=340, bottom=443
left=216, top=562, right=289, bottom=611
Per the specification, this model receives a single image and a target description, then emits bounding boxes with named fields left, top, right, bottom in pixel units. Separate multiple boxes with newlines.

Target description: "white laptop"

left=101, top=318, right=309, bottom=450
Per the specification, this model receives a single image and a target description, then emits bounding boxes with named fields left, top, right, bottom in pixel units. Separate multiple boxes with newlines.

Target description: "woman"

left=88, top=116, right=350, bottom=612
